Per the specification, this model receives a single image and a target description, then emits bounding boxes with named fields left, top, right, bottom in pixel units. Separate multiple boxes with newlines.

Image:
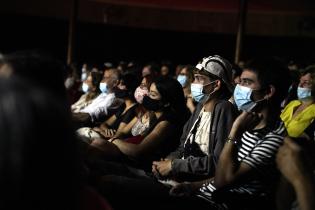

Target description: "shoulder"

left=213, top=100, right=237, bottom=114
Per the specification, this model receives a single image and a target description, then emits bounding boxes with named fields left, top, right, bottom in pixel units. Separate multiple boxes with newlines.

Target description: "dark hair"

left=91, top=71, right=103, bottom=88
left=2, top=50, right=67, bottom=102
left=301, top=65, right=315, bottom=96
left=0, top=77, right=79, bottom=210
left=154, top=76, right=189, bottom=118
left=245, top=57, right=291, bottom=119
left=120, top=72, right=141, bottom=100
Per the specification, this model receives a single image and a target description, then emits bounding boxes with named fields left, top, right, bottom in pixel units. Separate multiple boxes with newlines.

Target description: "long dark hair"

left=0, top=77, right=80, bottom=210
left=154, top=76, right=190, bottom=121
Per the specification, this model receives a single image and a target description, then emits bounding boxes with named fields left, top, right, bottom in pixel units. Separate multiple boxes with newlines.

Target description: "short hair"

left=301, top=64, right=315, bottom=96
left=245, top=57, right=291, bottom=116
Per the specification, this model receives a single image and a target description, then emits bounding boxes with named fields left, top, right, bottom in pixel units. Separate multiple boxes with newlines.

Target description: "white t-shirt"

left=194, top=110, right=212, bottom=155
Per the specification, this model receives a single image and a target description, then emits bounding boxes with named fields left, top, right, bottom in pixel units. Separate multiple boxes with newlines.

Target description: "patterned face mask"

left=134, top=86, right=149, bottom=104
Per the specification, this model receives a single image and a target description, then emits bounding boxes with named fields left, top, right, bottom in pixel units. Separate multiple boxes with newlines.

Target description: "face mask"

left=190, top=81, right=216, bottom=102
left=233, top=84, right=266, bottom=111
left=297, top=87, right=312, bottom=100
left=142, top=96, right=164, bottom=111
left=82, top=83, right=89, bottom=93
left=177, top=75, right=188, bottom=87
left=191, top=83, right=204, bottom=102
left=81, top=72, right=88, bottom=81
left=134, top=86, right=149, bottom=104
left=99, top=82, right=108, bottom=93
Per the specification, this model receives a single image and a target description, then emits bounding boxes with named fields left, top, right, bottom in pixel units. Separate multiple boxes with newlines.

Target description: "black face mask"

left=142, top=95, right=164, bottom=111
left=115, top=88, right=129, bottom=99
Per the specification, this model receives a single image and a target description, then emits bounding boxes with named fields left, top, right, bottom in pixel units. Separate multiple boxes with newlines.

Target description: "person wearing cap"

left=169, top=57, right=291, bottom=210
left=152, top=55, right=237, bottom=182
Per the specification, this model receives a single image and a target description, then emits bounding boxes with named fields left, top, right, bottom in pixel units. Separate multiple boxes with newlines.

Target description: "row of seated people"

left=71, top=55, right=315, bottom=210
left=0, top=50, right=314, bottom=210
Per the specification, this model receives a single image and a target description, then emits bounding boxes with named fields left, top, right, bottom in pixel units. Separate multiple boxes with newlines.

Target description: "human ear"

left=264, top=85, right=275, bottom=99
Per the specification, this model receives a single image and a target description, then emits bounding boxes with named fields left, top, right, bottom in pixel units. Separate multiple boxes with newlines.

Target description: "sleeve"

left=171, top=101, right=237, bottom=178
left=242, top=134, right=283, bottom=174
left=212, top=102, right=237, bottom=169
left=166, top=103, right=202, bottom=159
left=90, top=94, right=115, bottom=122
left=120, top=106, right=137, bottom=124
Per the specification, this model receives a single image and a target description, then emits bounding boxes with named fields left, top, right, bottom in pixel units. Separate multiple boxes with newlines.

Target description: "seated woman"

left=77, top=72, right=141, bottom=141
left=100, top=72, right=153, bottom=143
left=71, top=71, right=102, bottom=113
left=87, top=76, right=191, bottom=170
left=280, top=65, right=315, bottom=140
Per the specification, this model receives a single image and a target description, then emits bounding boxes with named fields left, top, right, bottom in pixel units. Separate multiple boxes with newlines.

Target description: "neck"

left=125, top=99, right=135, bottom=107
left=301, top=98, right=314, bottom=106
left=254, top=108, right=269, bottom=130
left=203, top=97, right=219, bottom=112
left=154, top=110, right=164, bottom=119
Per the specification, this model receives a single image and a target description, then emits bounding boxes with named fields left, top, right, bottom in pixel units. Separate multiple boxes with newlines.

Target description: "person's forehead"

left=180, top=67, right=188, bottom=74
left=300, top=73, right=311, bottom=80
left=241, top=69, right=258, bottom=80
left=104, top=70, right=113, bottom=77
left=194, top=73, right=208, bottom=79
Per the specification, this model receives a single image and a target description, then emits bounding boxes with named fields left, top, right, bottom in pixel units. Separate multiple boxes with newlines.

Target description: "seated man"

left=170, top=57, right=291, bottom=210
left=73, top=68, right=121, bottom=127
left=153, top=55, right=237, bottom=182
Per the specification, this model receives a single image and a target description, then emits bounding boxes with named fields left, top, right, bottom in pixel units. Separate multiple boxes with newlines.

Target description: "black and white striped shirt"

left=198, top=126, right=284, bottom=204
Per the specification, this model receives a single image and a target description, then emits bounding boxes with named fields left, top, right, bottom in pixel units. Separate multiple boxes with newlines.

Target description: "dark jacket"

left=167, top=98, right=237, bottom=181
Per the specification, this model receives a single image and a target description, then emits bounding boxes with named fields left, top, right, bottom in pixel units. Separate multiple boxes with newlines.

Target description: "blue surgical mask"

left=191, top=81, right=216, bottom=103
left=297, top=87, right=312, bottom=100
left=191, top=83, right=204, bottom=102
left=82, top=83, right=89, bottom=93
left=99, top=82, right=108, bottom=93
left=234, top=84, right=254, bottom=110
left=81, top=72, right=88, bottom=81
left=177, top=75, right=188, bottom=87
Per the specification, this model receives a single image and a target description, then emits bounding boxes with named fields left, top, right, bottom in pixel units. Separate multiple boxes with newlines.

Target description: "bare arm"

left=112, top=121, right=172, bottom=159
left=111, top=116, right=138, bottom=139
left=214, top=111, right=261, bottom=188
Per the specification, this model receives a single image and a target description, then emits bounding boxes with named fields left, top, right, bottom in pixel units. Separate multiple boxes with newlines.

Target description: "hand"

left=152, top=159, right=172, bottom=178
left=92, top=127, right=102, bottom=132
left=230, top=111, right=262, bottom=138
left=169, top=182, right=195, bottom=197
left=100, top=129, right=116, bottom=138
left=276, top=137, right=312, bottom=187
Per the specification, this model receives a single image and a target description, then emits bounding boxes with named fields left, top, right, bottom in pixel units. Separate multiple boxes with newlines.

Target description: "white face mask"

left=99, top=82, right=108, bottom=93
left=82, top=83, right=89, bottom=93
left=297, top=87, right=312, bottom=100
left=81, top=72, right=88, bottom=81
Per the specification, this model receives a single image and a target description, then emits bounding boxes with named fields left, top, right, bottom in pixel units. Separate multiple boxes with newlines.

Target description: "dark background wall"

left=1, top=0, right=315, bottom=66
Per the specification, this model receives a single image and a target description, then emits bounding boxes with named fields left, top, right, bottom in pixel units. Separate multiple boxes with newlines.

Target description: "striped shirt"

left=198, top=126, right=284, bottom=207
